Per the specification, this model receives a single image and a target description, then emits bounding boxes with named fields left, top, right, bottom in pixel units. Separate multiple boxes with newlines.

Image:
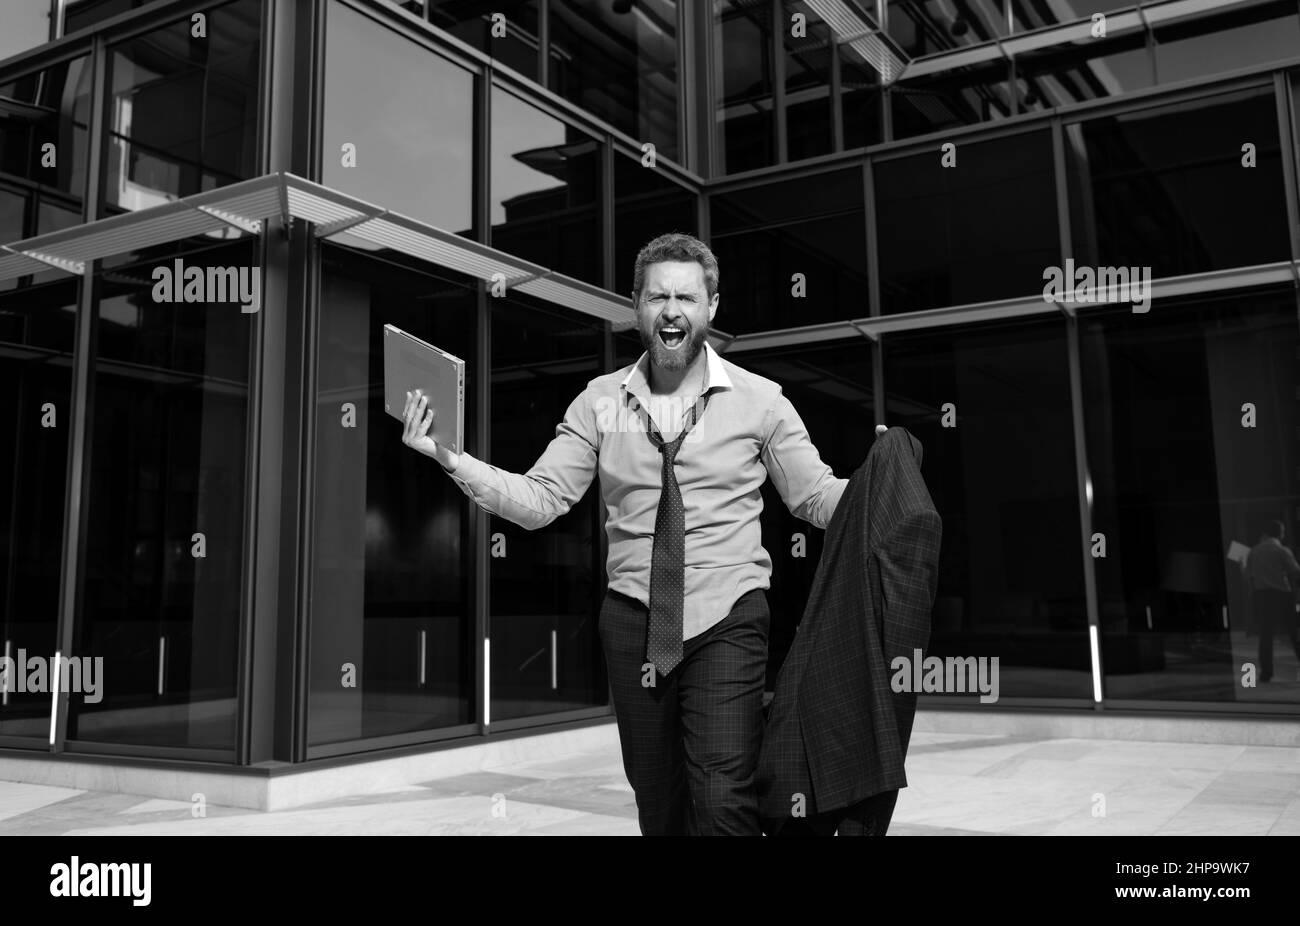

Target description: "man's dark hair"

left=1264, top=519, right=1285, bottom=539
left=631, top=232, right=720, bottom=304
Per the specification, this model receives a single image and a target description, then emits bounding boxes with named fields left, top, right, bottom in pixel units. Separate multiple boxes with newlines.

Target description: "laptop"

left=382, top=324, right=465, bottom=456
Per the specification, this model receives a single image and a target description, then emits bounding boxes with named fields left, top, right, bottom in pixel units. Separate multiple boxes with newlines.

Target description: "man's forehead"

left=643, top=261, right=707, bottom=291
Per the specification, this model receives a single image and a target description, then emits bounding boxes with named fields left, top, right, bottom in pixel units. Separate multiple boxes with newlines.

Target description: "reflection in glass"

left=710, top=168, right=867, bottom=334
left=841, top=49, right=883, bottom=150
left=308, top=244, right=475, bottom=747
left=69, top=241, right=254, bottom=750
left=1152, top=1, right=1300, bottom=86
left=891, top=59, right=1013, bottom=139
left=742, top=340, right=872, bottom=684
left=0, top=56, right=92, bottom=198
left=1081, top=289, right=1300, bottom=704
left=1064, top=87, right=1290, bottom=279
left=65, top=0, right=153, bottom=34
left=888, top=0, right=1006, bottom=57
left=549, top=0, right=680, bottom=163
left=783, top=2, right=833, bottom=160
left=1011, top=0, right=1133, bottom=32
left=714, top=0, right=775, bottom=174
left=613, top=154, right=697, bottom=297
left=0, top=0, right=51, bottom=62
left=489, top=297, right=606, bottom=722
left=429, top=0, right=540, bottom=80
left=883, top=317, right=1091, bottom=699
left=324, top=2, right=475, bottom=236
left=0, top=278, right=77, bottom=740
left=491, top=87, right=601, bottom=283
left=876, top=130, right=1058, bottom=313
left=102, top=0, right=261, bottom=213
left=1014, top=32, right=1152, bottom=111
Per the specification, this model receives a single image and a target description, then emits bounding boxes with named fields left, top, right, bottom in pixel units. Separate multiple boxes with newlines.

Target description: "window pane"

left=489, top=297, right=606, bottom=721
left=841, top=50, right=883, bottom=150
left=715, top=0, right=775, bottom=175
left=1152, top=1, right=1300, bottom=86
left=103, top=0, right=261, bottom=213
left=0, top=56, right=92, bottom=199
left=549, top=0, right=680, bottom=163
left=69, top=241, right=255, bottom=751
left=1065, top=86, right=1291, bottom=278
left=491, top=86, right=602, bottom=284
left=1012, top=0, right=1135, bottom=31
left=891, top=59, right=1014, bottom=139
left=883, top=317, right=1092, bottom=699
left=1081, top=288, right=1300, bottom=705
left=1013, top=31, right=1153, bottom=111
left=784, top=1, right=833, bottom=161
left=888, top=0, right=1007, bottom=57
left=428, top=0, right=539, bottom=81
left=710, top=168, right=867, bottom=334
left=324, top=1, right=474, bottom=235
left=741, top=340, right=872, bottom=683
left=876, top=129, right=1058, bottom=313
left=308, top=244, right=476, bottom=747
left=0, top=277, right=77, bottom=740
left=614, top=154, right=698, bottom=297
left=0, top=2, right=53, bottom=69
left=65, top=0, right=152, bottom=34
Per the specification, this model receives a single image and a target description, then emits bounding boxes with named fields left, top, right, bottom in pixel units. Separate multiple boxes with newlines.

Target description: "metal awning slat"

left=0, top=171, right=637, bottom=328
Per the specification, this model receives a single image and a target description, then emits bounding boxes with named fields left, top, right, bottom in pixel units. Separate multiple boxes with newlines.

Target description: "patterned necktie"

left=644, top=393, right=707, bottom=676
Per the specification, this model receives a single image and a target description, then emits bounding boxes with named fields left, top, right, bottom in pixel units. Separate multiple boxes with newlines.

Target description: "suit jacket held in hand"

left=756, top=426, right=942, bottom=823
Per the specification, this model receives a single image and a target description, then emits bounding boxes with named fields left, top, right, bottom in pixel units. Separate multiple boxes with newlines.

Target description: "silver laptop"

left=383, top=324, right=465, bottom=456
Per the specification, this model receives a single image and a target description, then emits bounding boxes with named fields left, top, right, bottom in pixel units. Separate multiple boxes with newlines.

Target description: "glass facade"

left=710, top=167, right=867, bottom=333
left=1, top=0, right=1298, bottom=773
left=549, top=0, right=680, bottom=163
left=69, top=241, right=253, bottom=751
left=103, top=0, right=261, bottom=214
left=490, top=86, right=601, bottom=283
left=876, top=129, right=1059, bottom=312
left=488, top=297, right=606, bottom=721
left=323, top=3, right=476, bottom=236
left=883, top=318, right=1092, bottom=699
left=308, top=245, right=476, bottom=748
left=1081, top=288, right=1300, bottom=704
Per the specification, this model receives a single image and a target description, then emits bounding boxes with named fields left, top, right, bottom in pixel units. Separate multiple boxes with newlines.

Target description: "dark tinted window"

left=489, top=297, right=607, bottom=721
left=308, top=244, right=476, bottom=747
left=324, top=2, right=475, bottom=235
left=1081, top=288, right=1300, bottom=705
left=491, top=86, right=602, bottom=283
left=876, top=129, right=1058, bottom=313
left=710, top=168, right=867, bottom=334
left=1065, top=86, right=1291, bottom=278
left=549, top=0, right=680, bottom=163
left=614, top=155, right=698, bottom=297
left=882, top=317, right=1092, bottom=699
left=103, top=0, right=261, bottom=213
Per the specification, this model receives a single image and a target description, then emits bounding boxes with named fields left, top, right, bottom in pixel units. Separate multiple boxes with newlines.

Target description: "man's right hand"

left=402, top=389, right=459, bottom=473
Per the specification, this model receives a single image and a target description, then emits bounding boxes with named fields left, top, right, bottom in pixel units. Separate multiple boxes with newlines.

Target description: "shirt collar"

left=620, top=340, right=732, bottom=399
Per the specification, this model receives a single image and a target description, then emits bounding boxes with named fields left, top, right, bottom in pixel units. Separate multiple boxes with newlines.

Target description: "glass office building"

left=1, top=0, right=1297, bottom=771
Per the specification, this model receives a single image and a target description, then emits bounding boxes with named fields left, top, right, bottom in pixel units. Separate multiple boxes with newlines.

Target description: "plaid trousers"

left=599, top=587, right=770, bottom=836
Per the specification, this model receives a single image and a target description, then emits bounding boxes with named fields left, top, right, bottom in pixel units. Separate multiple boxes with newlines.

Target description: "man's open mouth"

left=658, top=325, right=686, bottom=349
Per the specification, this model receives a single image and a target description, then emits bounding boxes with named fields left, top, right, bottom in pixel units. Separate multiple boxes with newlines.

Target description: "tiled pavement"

left=3, top=730, right=1298, bottom=835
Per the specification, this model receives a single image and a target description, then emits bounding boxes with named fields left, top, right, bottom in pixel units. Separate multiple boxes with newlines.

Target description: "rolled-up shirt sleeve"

left=443, top=388, right=599, bottom=530
left=760, top=390, right=848, bottom=529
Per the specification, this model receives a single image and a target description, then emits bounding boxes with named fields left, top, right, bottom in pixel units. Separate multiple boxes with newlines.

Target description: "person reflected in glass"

left=1245, top=520, right=1300, bottom=682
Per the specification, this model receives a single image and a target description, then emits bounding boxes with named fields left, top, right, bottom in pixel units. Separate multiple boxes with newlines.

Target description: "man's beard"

left=639, top=321, right=708, bottom=373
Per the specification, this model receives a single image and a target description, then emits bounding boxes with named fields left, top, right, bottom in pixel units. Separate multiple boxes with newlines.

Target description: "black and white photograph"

left=0, top=0, right=1297, bottom=900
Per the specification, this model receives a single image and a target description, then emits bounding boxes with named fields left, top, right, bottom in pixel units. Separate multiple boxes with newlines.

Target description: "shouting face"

left=636, top=260, right=718, bottom=374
